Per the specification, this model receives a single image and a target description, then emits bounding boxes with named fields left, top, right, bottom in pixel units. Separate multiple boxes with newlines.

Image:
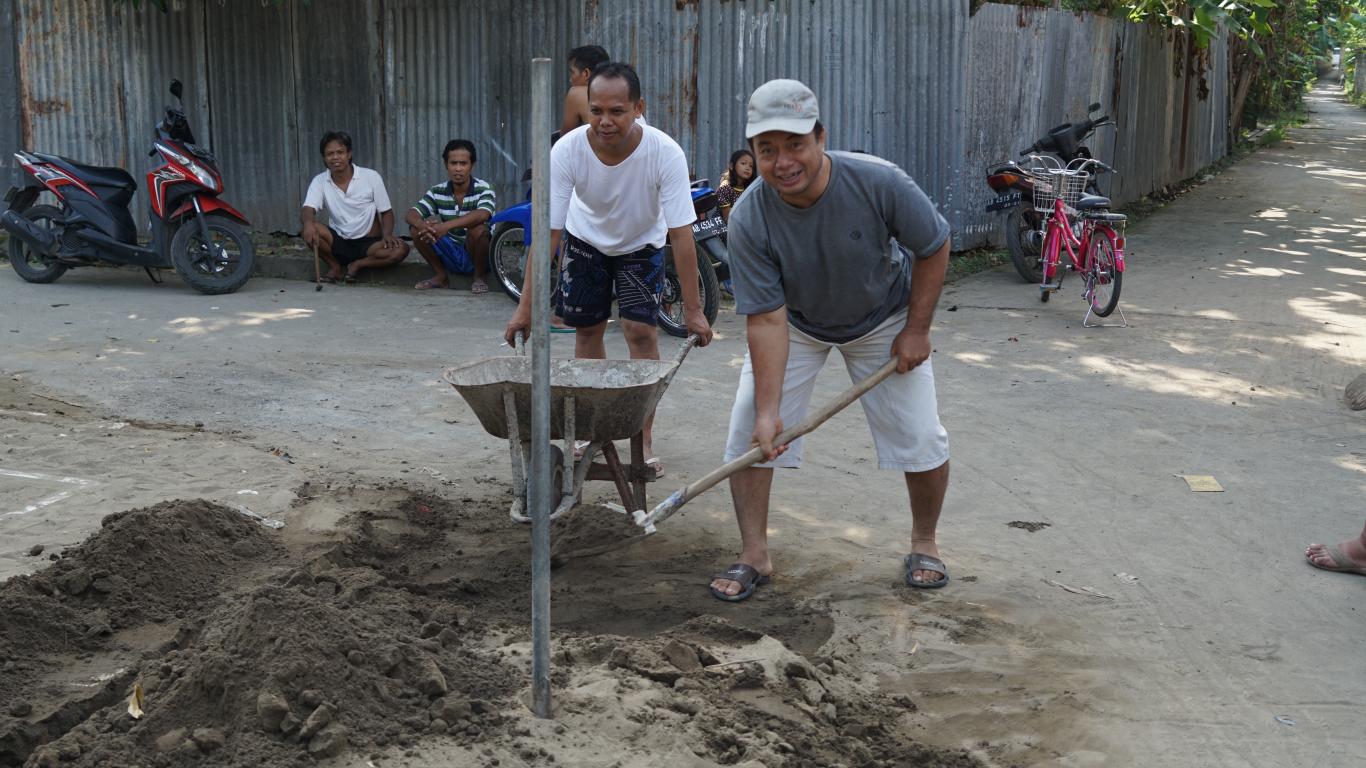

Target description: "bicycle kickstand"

left=1083, top=304, right=1128, bottom=328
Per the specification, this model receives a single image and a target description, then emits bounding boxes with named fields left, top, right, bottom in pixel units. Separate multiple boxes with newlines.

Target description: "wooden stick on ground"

left=635, top=357, right=901, bottom=531
left=313, top=243, right=323, bottom=292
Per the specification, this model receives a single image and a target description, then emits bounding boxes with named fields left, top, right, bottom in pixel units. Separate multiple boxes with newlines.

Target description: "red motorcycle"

left=2, top=80, right=255, bottom=294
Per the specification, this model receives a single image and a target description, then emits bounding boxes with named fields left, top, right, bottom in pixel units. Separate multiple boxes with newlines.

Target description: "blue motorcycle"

left=488, top=179, right=727, bottom=338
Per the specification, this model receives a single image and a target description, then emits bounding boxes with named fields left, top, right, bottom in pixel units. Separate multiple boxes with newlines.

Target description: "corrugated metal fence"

left=961, top=3, right=1228, bottom=247
left=2, top=1, right=1228, bottom=248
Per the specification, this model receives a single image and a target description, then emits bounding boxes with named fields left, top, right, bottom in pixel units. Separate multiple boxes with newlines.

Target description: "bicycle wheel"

left=1085, top=230, right=1122, bottom=317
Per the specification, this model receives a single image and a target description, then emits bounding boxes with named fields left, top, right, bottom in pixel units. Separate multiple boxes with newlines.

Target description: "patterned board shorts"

left=557, top=232, right=663, bottom=327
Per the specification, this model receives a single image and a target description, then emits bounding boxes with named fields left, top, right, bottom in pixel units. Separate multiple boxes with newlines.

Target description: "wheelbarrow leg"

left=598, top=443, right=638, bottom=514
left=630, top=433, right=648, bottom=512
left=552, top=397, right=578, bottom=520
left=504, top=390, right=531, bottom=524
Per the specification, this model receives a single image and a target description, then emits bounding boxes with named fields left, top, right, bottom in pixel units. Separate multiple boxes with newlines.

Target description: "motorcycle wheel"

left=1004, top=208, right=1043, bottom=284
left=170, top=214, right=255, bottom=295
left=8, top=205, right=68, bottom=284
left=490, top=222, right=559, bottom=307
left=490, top=222, right=527, bottom=302
left=658, top=245, right=719, bottom=338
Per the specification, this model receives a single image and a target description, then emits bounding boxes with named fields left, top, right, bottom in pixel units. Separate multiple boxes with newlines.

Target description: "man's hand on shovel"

left=751, top=414, right=787, bottom=463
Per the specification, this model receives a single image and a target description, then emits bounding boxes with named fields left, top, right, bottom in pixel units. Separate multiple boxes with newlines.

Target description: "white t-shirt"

left=302, top=165, right=393, bottom=240
left=549, top=124, right=696, bottom=255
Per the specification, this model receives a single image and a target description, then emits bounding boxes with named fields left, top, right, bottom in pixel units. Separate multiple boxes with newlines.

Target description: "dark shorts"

left=557, top=232, right=663, bottom=327
left=327, top=227, right=381, bottom=265
left=432, top=235, right=474, bottom=274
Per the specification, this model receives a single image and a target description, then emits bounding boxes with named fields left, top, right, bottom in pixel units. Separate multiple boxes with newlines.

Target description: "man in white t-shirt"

left=504, top=62, right=712, bottom=477
left=301, top=131, right=409, bottom=283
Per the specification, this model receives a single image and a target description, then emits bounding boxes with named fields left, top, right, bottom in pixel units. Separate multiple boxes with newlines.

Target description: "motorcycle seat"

left=1075, top=194, right=1111, bottom=210
left=35, top=153, right=136, bottom=191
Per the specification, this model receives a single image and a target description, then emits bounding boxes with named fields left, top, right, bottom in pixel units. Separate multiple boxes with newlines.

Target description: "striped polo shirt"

left=412, top=178, right=498, bottom=246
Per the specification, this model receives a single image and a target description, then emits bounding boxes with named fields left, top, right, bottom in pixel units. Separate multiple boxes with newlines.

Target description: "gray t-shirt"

left=728, top=151, right=950, bottom=343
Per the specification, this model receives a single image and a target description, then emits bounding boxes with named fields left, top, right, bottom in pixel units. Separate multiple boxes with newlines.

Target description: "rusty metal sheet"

left=15, top=3, right=128, bottom=183
left=1, top=2, right=21, bottom=189
left=292, top=0, right=383, bottom=217
left=6, top=0, right=1234, bottom=249
left=382, top=0, right=582, bottom=235
left=202, top=1, right=299, bottom=232
left=115, top=1, right=206, bottom=228
left=588, top=0, right=969, bottom=243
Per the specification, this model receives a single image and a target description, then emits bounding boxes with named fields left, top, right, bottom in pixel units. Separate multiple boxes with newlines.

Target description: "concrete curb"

left=1, top=232, right=495, bottom=293
left=253, top=241, right=484, bottom=291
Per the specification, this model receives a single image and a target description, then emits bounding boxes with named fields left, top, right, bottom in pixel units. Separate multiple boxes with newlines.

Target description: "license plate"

left=692, top=213, right=724, bottom=237
left=984, top=191, right=1022, bottom=212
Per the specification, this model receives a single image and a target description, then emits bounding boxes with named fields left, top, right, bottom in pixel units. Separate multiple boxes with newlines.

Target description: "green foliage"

left=993, top=2, right=1366, bottom=123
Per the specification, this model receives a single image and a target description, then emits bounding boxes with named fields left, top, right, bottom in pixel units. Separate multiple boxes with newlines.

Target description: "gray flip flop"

left=904, top=553, right=949, bottom=589
left=1306, top=544, right=1366, bottom=576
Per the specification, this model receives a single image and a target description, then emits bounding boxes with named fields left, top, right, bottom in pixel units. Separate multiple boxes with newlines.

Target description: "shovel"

left=634, top=357, right=901, bottom=532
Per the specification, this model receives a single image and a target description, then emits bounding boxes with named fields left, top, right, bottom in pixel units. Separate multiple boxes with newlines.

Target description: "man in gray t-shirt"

left=709, top=79, right=954, bottom=602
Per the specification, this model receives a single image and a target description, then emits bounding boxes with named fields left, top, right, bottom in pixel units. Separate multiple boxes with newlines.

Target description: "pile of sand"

left=3, top=492, right=979, bottom=768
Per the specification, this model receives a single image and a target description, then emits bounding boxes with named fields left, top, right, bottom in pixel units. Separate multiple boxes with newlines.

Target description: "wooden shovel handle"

left=638, top=357, right=900, bottom=530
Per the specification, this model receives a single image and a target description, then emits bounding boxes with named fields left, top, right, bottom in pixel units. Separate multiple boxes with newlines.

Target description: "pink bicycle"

left=1026, top=156, right=1127, bottom=327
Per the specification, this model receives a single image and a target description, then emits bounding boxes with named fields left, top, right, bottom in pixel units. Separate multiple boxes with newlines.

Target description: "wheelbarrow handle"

left=635, top=356, right=900, bottom=532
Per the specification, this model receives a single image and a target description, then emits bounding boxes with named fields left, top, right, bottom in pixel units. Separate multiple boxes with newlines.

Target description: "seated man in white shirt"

left=300, top=131, right=409, bottom=282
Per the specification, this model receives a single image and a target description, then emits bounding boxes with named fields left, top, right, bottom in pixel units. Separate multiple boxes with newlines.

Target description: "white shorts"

left=723, top=314, right=950, bottom=472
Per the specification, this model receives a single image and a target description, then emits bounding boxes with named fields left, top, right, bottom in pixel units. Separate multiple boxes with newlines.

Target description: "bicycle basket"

left=1029, top=168, right=1089, bottom=214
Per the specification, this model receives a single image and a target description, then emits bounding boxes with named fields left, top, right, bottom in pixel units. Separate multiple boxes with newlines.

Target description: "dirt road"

left=1, top=85, right=1362, bottom=767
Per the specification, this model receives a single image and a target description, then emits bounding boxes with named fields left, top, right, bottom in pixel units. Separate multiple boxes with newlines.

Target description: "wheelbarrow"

left=442, top=337, right=697, bottom=557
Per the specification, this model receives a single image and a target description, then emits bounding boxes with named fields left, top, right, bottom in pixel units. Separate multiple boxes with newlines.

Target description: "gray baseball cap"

left=745, top=79, right=820, bottom=139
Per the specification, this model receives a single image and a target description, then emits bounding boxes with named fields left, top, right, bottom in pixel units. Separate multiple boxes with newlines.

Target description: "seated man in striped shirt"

left=405, top=139, right=498, bottom=293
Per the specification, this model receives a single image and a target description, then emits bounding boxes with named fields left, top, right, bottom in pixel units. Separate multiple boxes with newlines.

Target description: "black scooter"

left=2, top=80, right=255, bottom=294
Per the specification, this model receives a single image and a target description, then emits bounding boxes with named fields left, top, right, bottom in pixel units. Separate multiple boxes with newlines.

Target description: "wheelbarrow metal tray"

left=443, top=356, right=679, bottom=442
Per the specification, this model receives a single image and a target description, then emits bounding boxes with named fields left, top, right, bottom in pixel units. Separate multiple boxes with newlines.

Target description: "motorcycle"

left=487, top=179, right=726, bottom=338
left=984, top=101, right=1115, bottom=283
left=2, top=79, right=255, bottom=295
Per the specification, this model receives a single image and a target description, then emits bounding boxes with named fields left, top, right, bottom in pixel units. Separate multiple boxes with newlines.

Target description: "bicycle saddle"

left=1074, top=194, right=1111, bottom=210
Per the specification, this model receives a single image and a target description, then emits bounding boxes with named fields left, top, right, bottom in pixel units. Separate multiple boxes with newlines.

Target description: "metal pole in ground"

left=528, top=56, right=553, bottom=719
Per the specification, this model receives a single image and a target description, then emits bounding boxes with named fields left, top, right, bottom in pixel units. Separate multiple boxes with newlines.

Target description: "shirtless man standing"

left=560, top=45, right=610, bottom=136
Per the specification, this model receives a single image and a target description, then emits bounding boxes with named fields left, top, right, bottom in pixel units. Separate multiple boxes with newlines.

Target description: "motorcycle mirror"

left=170, top=79, right=184, bottom=101
left=1088, top=101, right=1101, bottom=113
